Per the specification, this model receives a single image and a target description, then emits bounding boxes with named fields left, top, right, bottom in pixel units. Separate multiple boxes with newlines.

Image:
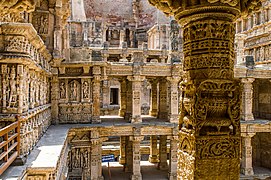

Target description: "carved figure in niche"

left=82, top=81, right=89, bottom=99
left=70, top=81, right=77, bottom=101
left=8, top=66, right=17, bottom=108
left=60, top=82, right=66, bottom=99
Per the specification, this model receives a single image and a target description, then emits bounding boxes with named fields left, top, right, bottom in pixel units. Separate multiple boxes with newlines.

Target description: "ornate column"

left=235, top=34, right=247, bottom=65
left=158, top=79, right=168, bottom=119
left=119, top=136, right=127, bottom=165
left=149, top=80, right=158, bottom=117
left=51, top=68, right=59, bottom=124
left=241, top=78, right=255, bottom=121
left=158, top=135, right=168, bottom=170
left=148, top=135, right=159, bottom=163
left=167, top=77, right=180, bottom=123
left=17, top=65, right=24, bottom=113
left=127, top=75, right=145, bottom=123
left=148, top=0, right=261, bottom=179
left=168, top=136, right=178, bottom=180
left=241, top=132, right=256, bottom=176
left=119, top=78, right=127, bottom=117
left=92, top=66, right=101, bottom=123
left=90, top=130, right=104, bottom=180
left=130, top=136, right=144, bottom=180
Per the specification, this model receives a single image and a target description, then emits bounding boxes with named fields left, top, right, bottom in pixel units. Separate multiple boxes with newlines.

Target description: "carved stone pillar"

left=125, top=137, right=133, bottom=172
left=148, top=135, right=159, bottom=163
left=147, top=0, right=261, bottom=179
left=235, top=34, right=247, bottom=65
left=241, top=78, right=255, bottom=121
left=158, top=79, right=168, bottom=119
left=149, top=80, right=158, bottom=117
left=119, top=78, right=127, bottom=117
left=119, top=136, right=127, bottom=165
left=168, top=136, right=178, bottom=180
left=90, top=131, right=103, bottom=180
left=167, top=77, right=180, bottom=123
left=241, top=132, right=255, bottom=176
left=158, top=135, right=168, bottom=170
left=130, top=136, right=144, bottom=180
left=92, top=66, right=101, bottom=123
left=17, top=65, right=24, bottom=113
left=51, top=68, right=59, bottom=124
left=127, top=76, right=145, bottom=123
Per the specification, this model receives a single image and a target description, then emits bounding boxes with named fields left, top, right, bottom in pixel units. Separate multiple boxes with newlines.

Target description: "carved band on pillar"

left=241, top=78, right=255, bottom=121
left=148, top=0, right=262, bottom=179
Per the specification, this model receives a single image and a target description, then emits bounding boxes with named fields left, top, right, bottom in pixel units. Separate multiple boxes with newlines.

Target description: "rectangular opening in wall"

left=110, top=88, right=119, bottom=105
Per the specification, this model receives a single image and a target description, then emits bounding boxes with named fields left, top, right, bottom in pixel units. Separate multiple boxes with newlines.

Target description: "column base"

left=12, top=155, right=26, bottom=166
left=168, top=172, right=177, bottom=180
left=131, top=174, right=142, bottom=180
left=242, top=114, right=254, bottom=121
left=158, top=162, right=168, bottom=170
left=92, top=116, right=101, bottom=124
left=125, top=112, right=132, bottom=121
left=158, top=112, right=168, bottom=119
left=241, top=168, right=254, bottom=176
left=125, top=164, right=132, bottom=172
left=119, top=109, right=126, bottom=117
left=168, top=114, right=179, bottom=123
left=149, top=110, right=158, bottom=117
left=131, top=115, right=142, bottom=123
left=119, top=157, right=126, bottom=165
left=148, top=155, right=159, bottom=163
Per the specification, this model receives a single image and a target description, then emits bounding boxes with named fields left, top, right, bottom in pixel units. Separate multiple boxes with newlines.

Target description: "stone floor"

left=102, top=161, right=168, bottom=180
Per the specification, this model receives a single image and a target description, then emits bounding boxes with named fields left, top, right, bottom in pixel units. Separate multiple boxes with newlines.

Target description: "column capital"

left=241, top=78, right=255, bottom=84
left=166, top=76, right=181, bottom=83
left=241, top=132, right=256, bottom=138
left=127, top=75, right=145, bottom=82
left=129, top=136, right=144, bottom=142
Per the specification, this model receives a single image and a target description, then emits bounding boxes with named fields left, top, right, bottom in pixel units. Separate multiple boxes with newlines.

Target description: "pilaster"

left=92, top=66, right=101, bottom=123
left=149, top=80, right=158, bottom=117
left=51, top=68, right=59, bottom=124
left=119, top=78, right=127, bottom=117
left=241, top=132, right=256, bottom=176
left=167, top=77, right=180, bottom=123
left=119, top=136, right=127, bottom=165
left=241, top=78, right=255, bottom=121
left=158, top=79, right=168, bottom=119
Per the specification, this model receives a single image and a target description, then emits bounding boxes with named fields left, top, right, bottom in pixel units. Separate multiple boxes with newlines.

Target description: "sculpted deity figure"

left=82, top=81, right=89, bottom=99
left=60, top=82, right=66, bottom=99
left=70, top=81, right=77, bottom=101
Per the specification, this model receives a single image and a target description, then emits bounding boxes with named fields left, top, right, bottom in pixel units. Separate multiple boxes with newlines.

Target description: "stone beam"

left=147, top=0, right=262, bottom=179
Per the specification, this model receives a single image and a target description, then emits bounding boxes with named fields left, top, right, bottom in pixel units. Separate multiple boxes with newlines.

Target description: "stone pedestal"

left=241, top=78, right=255, bottom=121
left=119, top=79, right=127, bottom=117
left=92, top=66, right=101, bottom=123
left=168, top=136, right=178, bottom=180
left=149, top=80, right=158, bottom=117
left=158, top=80, right=168, bottom=119
left=149, top=135, right=159, bottom=163
left=167, top=77, right=180, bottom=123
left=131, top=136, right=144, bottom=180
left=241, top=133, right=255, bottom=176
left=119, top=136, right=127, bottom=165
left=158, top=135, right=168, bottom=170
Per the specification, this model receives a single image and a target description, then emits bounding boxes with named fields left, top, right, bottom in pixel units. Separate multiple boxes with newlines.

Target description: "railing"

left=0, top=121, right=20, bottom=175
